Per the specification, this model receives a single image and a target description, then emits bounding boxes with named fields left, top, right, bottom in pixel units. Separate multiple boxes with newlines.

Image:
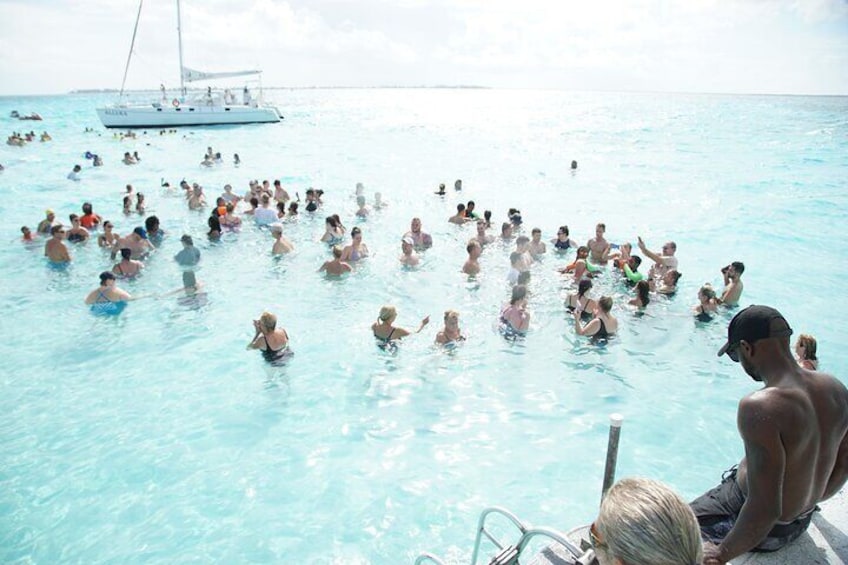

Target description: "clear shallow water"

left=0, top=89, right=847, bottom=563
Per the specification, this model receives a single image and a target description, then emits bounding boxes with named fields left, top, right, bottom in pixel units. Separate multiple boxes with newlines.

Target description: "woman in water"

left=84, top=271, right=132, bottom=314
left=574, top=295, right=618, bottom=341
left=435, top=310, right=465, bottom=345
left=372, top=305, right=429, bottom=346
left=320, top=215, right=346, bottom=244
left=629, top=280, right=651, bottom=308
left=559, top=246, right=600, bottom=281
left=112, top=247, right=144, bottom=278
left=795, top=334, right=818, bottom=370
left=566, top=279, right=597, bottom=320
left=340, top=227, right=369, bottom=262
left=98, top=221, right=119, bottom=248
left=207, top=214, right=222, bottom=240
left=500, top=284, right=531, bottom=335
left=551, top=225, right=578, bottom=252
left=247, top=311, right=291, bottom=365
left=136, top=192, right=146, bottom=214
left=693, top=283, right=718, bottom=321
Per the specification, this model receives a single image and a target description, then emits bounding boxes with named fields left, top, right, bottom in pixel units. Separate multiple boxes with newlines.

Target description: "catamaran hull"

left=97, top=104, right=281, bottom=128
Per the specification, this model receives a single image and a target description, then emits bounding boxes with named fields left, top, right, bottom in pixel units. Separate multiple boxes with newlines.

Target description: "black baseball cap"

left=717, top=305, right=793, bottom=361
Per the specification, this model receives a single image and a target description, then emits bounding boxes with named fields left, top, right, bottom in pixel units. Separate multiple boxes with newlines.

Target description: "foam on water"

left=0, top=89, right=846, bottom=563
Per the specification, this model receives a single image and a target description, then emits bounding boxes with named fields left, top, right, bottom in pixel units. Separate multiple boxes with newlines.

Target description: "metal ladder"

left=414, top=506, right=594, bottom=565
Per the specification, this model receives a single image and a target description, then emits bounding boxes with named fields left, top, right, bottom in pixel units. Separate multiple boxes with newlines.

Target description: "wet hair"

left=635, top=280, right=650, bottom=306
left=378, top=305, right=397, bottom=322
left=208, top=215, right=221, bottom=232
left=120, top=247, right=132, bottom=260
left=260, top=311, right=277, bottom=331
left=351, top=227, right=362, bottom=237
left=598, top=295, right=613, bottom=313
left=517, top=271, right=531, bottom=285
left=456, top=203, right=466, bottom=212
left=631, top=255, right=642, bottom=269
left=288, top=202, right=298, bottom=214
left=82, top=202, right=93, bottom=214
left=797, top=334, right=817, bottom=361
left=510, top=284, right=527, bottom=305
left=596, top=477, right=702, bottom=565
left=145, top=215, right=159, bottom=231
left=99, top=271, right=116, bottom=284
left=249, top=197, right=259, bottom=208
left=699, top=284, right=716, bottom=301
left=731, top=261, right=745, bottom=275
left=484, top=210, right=492, bottom=222
left=558, top=225, right=570, bottom=236
left=577, top=279, right=592, bottom=298
left=466, top=200, right=475, bottom=209
left=69, top=213, right=79, bottom=222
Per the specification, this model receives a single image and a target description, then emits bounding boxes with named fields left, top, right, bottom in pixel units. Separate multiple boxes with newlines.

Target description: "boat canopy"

left=181, top=67, right=261, bottom=83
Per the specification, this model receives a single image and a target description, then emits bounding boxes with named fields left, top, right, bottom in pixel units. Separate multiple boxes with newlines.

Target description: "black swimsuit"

left=592, top=319, right=611, bottom=342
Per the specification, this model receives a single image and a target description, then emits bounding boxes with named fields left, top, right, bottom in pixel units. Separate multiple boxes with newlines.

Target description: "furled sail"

left=182, top=67, right=261, bottom=83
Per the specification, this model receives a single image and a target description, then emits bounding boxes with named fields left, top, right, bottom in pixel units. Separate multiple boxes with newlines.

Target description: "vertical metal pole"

left=601, top=414, right=623, bottom=502
left=177, top=0, right=185, bottom=97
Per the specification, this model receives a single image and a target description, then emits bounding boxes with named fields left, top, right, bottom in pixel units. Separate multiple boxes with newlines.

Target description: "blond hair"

left=378, top=305, right=397, bottom=322
left=259, top=311, right=277, bottom=331
left=596, top=477, right=702, bottom=565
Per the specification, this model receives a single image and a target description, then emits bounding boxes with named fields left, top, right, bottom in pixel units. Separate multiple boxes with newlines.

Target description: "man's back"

left=738, top=368, right=848, bottom=521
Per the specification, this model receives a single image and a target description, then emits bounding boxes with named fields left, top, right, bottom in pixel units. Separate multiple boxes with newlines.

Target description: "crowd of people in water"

left=6, top=129, right=51, bottom=146
left=21, top=143, right=821, bottom=375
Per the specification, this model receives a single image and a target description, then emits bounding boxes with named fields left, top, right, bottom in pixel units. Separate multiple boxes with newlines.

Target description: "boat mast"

left=119, top=0, right=145, bottom=100
left=177, top=0, right=186, bottom=97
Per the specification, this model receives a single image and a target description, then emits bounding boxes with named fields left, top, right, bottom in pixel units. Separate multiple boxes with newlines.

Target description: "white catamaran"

left=97, top=0, right=281, bottom=128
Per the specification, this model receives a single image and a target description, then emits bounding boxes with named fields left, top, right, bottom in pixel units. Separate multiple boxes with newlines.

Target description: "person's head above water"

left=592, top=477, right=702, bottom=565
left=510, top=284, right=527, bottom=306
left=99, top=271, right=116, bottom=286
left=120, top=247, right=132, bottom=260
left=717, top=305, right=794, bottom=381
left=378, top=305, right=397, bottom=323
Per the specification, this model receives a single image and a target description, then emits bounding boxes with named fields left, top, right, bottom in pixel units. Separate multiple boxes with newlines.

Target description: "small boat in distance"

left=97, top=0, right=281, bottom=129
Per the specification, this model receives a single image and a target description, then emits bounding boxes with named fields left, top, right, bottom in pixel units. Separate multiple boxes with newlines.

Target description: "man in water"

left=405, top=217, right=433, bottom=250
left=319, top=246, right=353, bottom=276
left=112, top=227, right=155, bottom=260
left=587, top=222, right=611, bottom=264
left=145, top=215, right=165, bottom=247
left=693, top=305, right=848, bottom=564
left=462, top=241, right=481, bottom=275
left=473, top=220, right=494, bottom=246
left=720, top=261, right=745, bottom=307
left=399, top=236, right=420, bottom=267
left=637, top=236, right=678, bottom=280
left=67, top=164, right=82, bottom=181
left=44, top=225, right=70, bottom=263
left=174, top=234, right=201, bottom=266
left=270, top=225, right=294, bottom=255
left=449, top=203, right=471, bottom=225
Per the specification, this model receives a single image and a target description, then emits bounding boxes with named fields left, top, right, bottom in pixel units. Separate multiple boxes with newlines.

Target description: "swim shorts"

left=689, top=466, right=817, bottom=552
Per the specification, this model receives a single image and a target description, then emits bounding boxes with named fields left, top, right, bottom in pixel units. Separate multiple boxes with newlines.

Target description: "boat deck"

left=528, top=490, right=848, bottom=565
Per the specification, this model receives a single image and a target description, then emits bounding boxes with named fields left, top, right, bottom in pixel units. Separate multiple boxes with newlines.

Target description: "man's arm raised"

left=705, top=395, right=785, bottom=564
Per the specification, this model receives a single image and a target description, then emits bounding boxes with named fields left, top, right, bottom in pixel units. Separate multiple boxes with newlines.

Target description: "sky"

left=1, top=0, right=847, bottom=96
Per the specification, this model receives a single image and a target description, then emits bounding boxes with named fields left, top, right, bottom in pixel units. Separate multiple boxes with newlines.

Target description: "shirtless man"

left=271, top=225, right=294, bottom=255
left=449, top=203, right=471, bottom=225
left=399, top=237, right=420, bottom=267
left=273, top=180, right=290, bottom=204
left=587, top=223, right=611, bottom=264
left=529, top=228, right=546, bottom=257
left=473, top=220, right=494, bottom=246
left=44, top=225, right=71, bottom=263
left=405, top=217, right=433, bottom=250
left=188, top=185, right=206, bottom=210
left=719, top=261, right=745, bottom=306
left=111, top=227, right=155, bottom=260
left=694, top=305, right=848, bottom=564
left=637, top=236, right=678, bottom=281
left=112, top=247, right=144, bottom=278
left=319, top=246, right=353, bottom=276
left=462, top=241, right=481, bottom=275
left=514, top=236, right=533, bottom=271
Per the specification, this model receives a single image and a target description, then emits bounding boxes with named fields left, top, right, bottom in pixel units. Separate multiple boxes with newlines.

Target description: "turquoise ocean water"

left=0, top=89, right=846, bottom=563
